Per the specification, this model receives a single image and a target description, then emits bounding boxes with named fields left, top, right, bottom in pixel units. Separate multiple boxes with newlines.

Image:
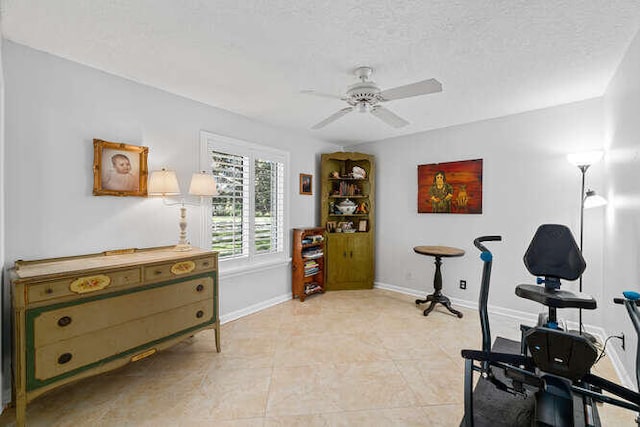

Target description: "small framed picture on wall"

left=300, top=173, right=312, bottom=195
left=93, top=139, right=149, bottom=197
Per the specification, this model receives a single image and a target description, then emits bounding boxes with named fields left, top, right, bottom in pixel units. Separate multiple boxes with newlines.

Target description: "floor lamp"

left=567, top=150, right=607, bottom=338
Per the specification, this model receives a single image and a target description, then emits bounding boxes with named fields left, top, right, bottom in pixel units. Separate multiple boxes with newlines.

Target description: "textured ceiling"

left=2, top=0, right=640, bottom=145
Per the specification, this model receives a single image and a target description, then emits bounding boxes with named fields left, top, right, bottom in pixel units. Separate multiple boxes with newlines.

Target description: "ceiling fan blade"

left=370, top=106, right=410, bottom=128
left=379, top=78, right=442, bottom=101
left=300, top=89, right=344, bottom=100
left=311, top=107, right=354, bottom=129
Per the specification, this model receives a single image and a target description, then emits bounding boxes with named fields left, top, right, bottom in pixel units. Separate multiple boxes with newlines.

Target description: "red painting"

left=418, top=159, right=483, bottom=214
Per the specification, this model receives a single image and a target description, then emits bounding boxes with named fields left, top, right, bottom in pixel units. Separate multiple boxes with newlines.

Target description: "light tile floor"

left=0, top=289, right=636, bottom=426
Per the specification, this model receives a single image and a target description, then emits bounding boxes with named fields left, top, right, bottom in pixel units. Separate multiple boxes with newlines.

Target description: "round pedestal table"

left=413, top=245, right=465, bottom=318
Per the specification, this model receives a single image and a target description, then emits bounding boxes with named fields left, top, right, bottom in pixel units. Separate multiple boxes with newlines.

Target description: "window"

left=200, top=131, right=288, bottom=265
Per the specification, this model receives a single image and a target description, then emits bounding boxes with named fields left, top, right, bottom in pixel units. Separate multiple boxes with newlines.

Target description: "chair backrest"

left=523, top=224, right=586, bottom=281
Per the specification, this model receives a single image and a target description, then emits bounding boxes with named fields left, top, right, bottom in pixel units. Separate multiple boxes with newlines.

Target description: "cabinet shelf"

left=302, top=242, right=323, bottom=249
left=329, top=177, right=368, bottom=182
left=304, top=283, right=324, bottom=296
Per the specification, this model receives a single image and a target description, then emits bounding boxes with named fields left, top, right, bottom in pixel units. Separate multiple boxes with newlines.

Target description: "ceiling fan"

left=304, top=66, right=442, bottom=130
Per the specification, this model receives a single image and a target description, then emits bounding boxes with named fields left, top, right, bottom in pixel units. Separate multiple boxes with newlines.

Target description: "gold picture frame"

left=300, top=173, right=312, bottom=195
left=93, top=139, right=149, bottom=197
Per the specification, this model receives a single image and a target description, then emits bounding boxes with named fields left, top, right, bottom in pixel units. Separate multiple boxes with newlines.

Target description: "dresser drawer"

left=33, top=299, right=214, bottom=382
left=32, top=276, right=214, bottom=348
left=26, top=268, right=142, bottom=304
left=143, top=256, right=216, bottom=282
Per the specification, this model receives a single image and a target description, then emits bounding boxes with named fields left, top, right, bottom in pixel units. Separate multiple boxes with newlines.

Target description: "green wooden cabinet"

left=321, top=152, right=375, bottom=290
left=326, top=233, right=373, bottom=289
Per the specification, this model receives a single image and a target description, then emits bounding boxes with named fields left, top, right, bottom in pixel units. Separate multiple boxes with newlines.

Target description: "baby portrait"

left=93, top=139, right=148, bottom=197
left=102, top=151, right=138, bottom=191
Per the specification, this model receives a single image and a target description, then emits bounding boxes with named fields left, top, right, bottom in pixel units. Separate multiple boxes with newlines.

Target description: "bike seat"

left=523, top=224, right=586, bottom=282
left=516, top=284, right=597, bottom=310
left=517, top=224, right=596, bottom=310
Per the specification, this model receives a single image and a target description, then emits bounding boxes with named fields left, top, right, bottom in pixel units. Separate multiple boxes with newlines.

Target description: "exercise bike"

left=461, top=225, right=640, bottom=426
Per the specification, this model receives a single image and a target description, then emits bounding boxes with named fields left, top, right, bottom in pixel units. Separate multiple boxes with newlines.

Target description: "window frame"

left=199, top=131, right=289, bottom=270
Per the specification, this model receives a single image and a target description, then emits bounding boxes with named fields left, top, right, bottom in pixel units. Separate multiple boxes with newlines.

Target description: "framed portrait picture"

left=300, top=173, right=312, bottom=195
left=93, top=139, right=149, bottom=197
left=417, top=159, right=483, bottom=214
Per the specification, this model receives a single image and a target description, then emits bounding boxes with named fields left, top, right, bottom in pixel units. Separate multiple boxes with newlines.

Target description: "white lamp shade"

left=188, top=172, right=218, bottom=196
left=567, top=150, right=603, bottom=167
left=584, top=190, right=608, bottom=209
left=148, top=169, right=181, bottom=196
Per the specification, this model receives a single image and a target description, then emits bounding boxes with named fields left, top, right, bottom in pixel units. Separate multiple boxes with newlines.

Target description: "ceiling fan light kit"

left=307, top=66, right=442, bottom=129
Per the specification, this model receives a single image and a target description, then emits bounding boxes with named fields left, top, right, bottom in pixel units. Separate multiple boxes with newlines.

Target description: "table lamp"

left=148, top=168, right=217, bottom=251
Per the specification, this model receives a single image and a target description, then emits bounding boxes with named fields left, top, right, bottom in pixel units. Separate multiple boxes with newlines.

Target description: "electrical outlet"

left=619, top=333, right=626, bottom=351
left=460, top=280, right=467, bottom=290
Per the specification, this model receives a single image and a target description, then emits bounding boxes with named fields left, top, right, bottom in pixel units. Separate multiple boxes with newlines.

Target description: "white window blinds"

left=201, top=131, right=288, bottom=263
left=210, top=150, right=249, bottom=259
left=254, top=158, right=284, bottom=255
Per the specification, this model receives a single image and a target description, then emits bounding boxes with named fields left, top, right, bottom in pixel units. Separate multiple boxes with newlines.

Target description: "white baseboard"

left=375, top=281, right=539, bottom=325
left=374, top=281, right=634, bottom=389
left=220, top=293, right=291, bottom=325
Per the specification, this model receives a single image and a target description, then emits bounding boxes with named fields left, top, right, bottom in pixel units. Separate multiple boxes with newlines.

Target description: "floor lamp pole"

left=578, top=164, right=588, bottom=335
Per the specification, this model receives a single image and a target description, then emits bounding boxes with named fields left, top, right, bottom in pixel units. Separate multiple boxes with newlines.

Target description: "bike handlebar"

left=615, top=292, right=640, bottom=393
left=474, top=235, right=502, bottom=355
left=615, top=292, right=640, bottom=354
left=473, top=236, right=502, bottom=253
left=614, top=298, right=640, bottom=306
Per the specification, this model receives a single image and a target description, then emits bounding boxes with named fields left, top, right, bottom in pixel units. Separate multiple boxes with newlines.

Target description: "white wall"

left=2, top=40, right=339, bottom=404
left=353, top=99, right=606, bottom=326
left=603, top=28, right=640, bottom=387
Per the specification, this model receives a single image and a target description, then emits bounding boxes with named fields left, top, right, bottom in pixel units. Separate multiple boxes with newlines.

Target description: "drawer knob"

left=45, top=288, right=53, bottom=294
left=196, top=310, right=204, bottom=318
left=58, top=353, right=72, bottom=365
left=154, top=270, right=162, bottom=275
left=58, top=316, right=72, bottom=327
left=202, top=262, right=210, bottom=267
left=196, top=284, right=204, bottom=292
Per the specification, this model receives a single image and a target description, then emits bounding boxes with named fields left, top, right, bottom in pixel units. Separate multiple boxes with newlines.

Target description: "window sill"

left=219, top=257, right=292, bottom=279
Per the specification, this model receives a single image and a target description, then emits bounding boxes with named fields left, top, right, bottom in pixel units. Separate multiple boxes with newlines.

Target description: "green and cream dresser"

left=9, top=246, right=219, bottom=427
